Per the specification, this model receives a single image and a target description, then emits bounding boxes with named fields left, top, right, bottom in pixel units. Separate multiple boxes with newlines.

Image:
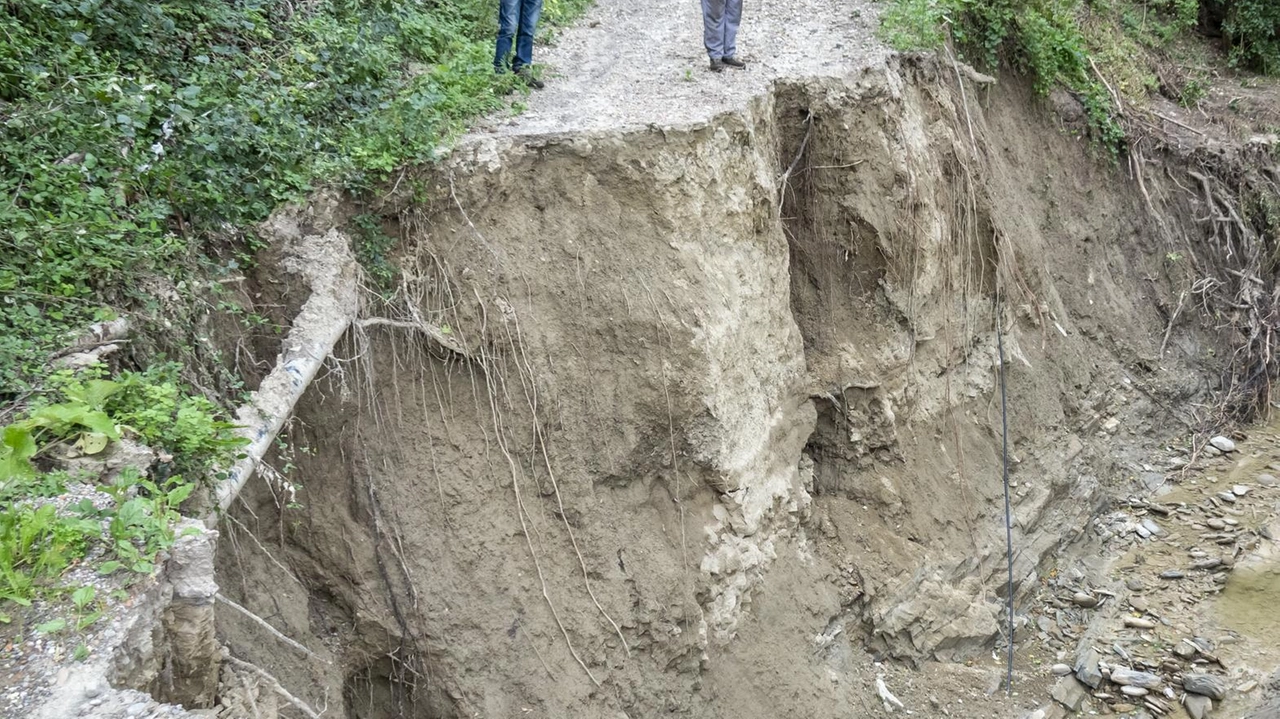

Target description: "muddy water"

left=1218, top=558, right=1280, bottom=634
left=1203, top=424, right=1280, bottom=681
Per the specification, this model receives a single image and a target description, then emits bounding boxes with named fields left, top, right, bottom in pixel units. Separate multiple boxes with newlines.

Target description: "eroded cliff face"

left=215, top=57, right=1218, bottom=718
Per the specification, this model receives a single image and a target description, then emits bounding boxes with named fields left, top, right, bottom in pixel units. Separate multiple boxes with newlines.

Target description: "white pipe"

left=210, top=229, right=359, bottom=518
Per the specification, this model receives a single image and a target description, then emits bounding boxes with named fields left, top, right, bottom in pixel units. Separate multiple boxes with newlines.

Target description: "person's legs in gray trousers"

left=702, top=0, right=726, bottom=61
left=722, top=0, right=741, bottom=60
left=702, top=0, right=742, bottom=65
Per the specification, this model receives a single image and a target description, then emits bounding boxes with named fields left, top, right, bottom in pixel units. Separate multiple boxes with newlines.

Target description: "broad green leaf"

left=2, top=425, right=37, bottom=460
left=35, top=618, right=66, bottom=634
left=71, top=586, right=95, bottom=609
left=166, top=483, right=195, bottom=506
left=77, top=432, right=110, bottom=455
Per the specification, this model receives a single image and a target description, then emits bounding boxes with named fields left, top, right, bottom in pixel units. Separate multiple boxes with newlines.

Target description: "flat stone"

left=1207, top=518, right=1226, bottom=530
left=1160, top=570, right=1186, bottom=580
left=1258, top=473, right=1278, bottom=487
left=1124, top=617, right=1157, bottom=629
left=1051, top=663, right=1073, bottom=676
left=1232, top=484, right=1250, bottom=496
left=1051, top=676, right=1090, bottom=712
left=1141, top=518, right=1164, bottom=536
left=1129, top=596, right=1149, bottom=612
left=1111, top=703, right=1138, bottom=713
left=1184, top=673, right=1228, bottom=700
left=1126, top=577, right=1146, bottom=592
left=1075, top=647, right=1104, bottom=689
left=1237, top=680, right=1258, bottom=693
left=1120, top=685, right=1149, bottom=697
left=1185, top=693, right=1213, bottom=719
left=1174, top=643, right=1197, bottom=659
left=1110, top=667, right=1162, bottom=688
left=1217, top=491, right=1238, bottom=504
left=1136, top=525, right=1152, bottom=538
left=1209, top=436, right=1236, bottom=452
left=1192, top=557, right=1223, bottom=571
left=1072, top=592, right=1099, bottom=608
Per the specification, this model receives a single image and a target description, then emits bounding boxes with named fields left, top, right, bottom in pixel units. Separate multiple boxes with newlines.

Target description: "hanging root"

left=506, top=311, right=632, bottom=658
left=224, top=655, right=324, bottom=719
left=473, top=290, right=601, bottom=688
left=215, top=594, right=319, bottom=660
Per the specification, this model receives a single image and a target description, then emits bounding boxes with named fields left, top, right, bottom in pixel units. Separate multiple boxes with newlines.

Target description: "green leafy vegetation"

left=0, top=365, right=244, bottom=614
left=1, top=0, right=590, bottom=399
left=878, top=0, right=1279, bottom=155
left=1216, top=0, right=1280, bottom=73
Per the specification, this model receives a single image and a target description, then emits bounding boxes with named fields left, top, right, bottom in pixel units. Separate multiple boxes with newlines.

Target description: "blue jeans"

left=702, top=0, right=742, bottom=60
left=495, top=0, right=543, bottom=72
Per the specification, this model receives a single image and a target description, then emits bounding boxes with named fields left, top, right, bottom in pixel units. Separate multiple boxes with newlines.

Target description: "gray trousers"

left=702, top=0, right=742, bottom=60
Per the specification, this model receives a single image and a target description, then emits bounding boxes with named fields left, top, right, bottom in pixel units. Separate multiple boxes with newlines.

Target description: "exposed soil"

left=13, top=0, right=1280, bottom=717
left=213, top=52, right=1280, bottom=719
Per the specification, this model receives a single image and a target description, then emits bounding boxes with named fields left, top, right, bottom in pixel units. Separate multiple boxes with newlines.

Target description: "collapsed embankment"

left=196, top=56, right=1245, bottom=719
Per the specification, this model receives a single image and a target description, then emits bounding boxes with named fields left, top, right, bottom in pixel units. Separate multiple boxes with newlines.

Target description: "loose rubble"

left=1030, top=428, right=1280, bottom=718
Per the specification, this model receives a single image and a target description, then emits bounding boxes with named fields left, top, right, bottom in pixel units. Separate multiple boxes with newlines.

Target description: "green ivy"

left=0, top=0, right=590, bottom=399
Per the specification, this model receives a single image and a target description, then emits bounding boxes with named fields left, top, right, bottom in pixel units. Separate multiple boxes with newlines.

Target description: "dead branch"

left=1150, top=109, right=1205, bottom=136
left=778, top=111, right=814, bottom=212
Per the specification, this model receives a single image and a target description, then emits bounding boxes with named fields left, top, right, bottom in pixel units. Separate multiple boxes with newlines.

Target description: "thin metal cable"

left=996, top=293, right=1014, bottom=695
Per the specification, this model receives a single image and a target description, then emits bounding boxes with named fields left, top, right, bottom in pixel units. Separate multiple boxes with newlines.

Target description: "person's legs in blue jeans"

left=512, top=0, right=543, bottom=72
left=494, top=0, right=520, bottom=72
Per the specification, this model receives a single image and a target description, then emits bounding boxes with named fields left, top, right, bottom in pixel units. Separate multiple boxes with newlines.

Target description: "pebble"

left=1129, top=596, right=1149, bottom=612
left=1136, top=525, right=1152, bottom=539
left=1126, top=577, right=1146, bottom=592
left=1207, top=518, right=1226, bottom=530
left=1072, top=592, right=1099, bottom=609
left=1232, top=484, right=1250, bottom=496
left=1217, top=491, right=1238, bottom=503
left=1209, top=436, right=1236, bottom=452
left=1175, top=643, right=1197, bottom=659
left=1258, top=473, right=1278, bottom=487
left=1185, top=693, right=1213, bottom=719
left=1191, top=557, right=1223, bottom=570
left=1141, top=518, right=1163, bottom=536
left=1051, top=663, right=1073, bottom=676
left=126, top=703, right=148, bottom=717
left=1112, top=703, right=1137, bottom=713
left=1160, top=570, right=1186, bottom=580
left=1123, top=617, right=1156, bottom=629
left=1184, top=673, right=1228, bottom=700
left=1238, top=680, right=1258, bottom=693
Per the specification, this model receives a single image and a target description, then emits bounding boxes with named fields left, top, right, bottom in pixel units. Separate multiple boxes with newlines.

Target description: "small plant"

left=1180, top=77, right=1209, bottom=107
left=71, top=585, right=100, bottom=631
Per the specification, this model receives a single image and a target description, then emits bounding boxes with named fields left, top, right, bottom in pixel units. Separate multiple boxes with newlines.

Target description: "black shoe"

left=515, top=66, right=545, bottom=90
left=709, top=58, right=725, bottom=73
left=722, top=56, right=746, bottom=69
